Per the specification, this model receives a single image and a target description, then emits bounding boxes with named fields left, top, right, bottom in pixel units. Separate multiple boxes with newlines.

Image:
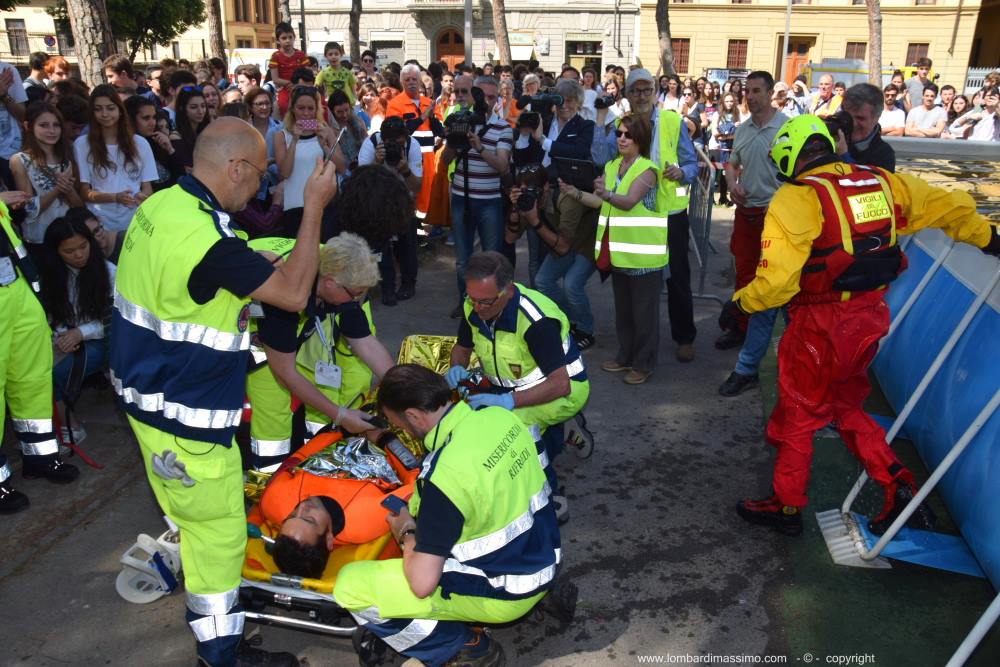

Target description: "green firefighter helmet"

left=769, top=114, right=836, bottom=180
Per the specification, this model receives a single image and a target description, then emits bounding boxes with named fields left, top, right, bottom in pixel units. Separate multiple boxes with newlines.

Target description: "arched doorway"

left=435, top=28, right=464, bottom=71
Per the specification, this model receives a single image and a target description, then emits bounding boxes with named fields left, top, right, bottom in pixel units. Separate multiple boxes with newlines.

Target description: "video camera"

left=593, top=95, right=616, bottom=110
left=515, top=93, right=564, bottom=131
left=823, top=109, right=854, bottom=142
left=514, top=164, right=547, bottom=212
left=380, top=116, right=408, bottom=167
left=445, top=86, right=489, bottom=152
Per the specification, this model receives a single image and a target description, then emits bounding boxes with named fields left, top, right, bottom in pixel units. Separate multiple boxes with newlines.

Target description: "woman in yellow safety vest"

left=565, top=113, right=665, bottom=385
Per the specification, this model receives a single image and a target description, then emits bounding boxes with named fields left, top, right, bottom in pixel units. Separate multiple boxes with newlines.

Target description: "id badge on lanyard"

left=313, top=314, right=342, bottom=389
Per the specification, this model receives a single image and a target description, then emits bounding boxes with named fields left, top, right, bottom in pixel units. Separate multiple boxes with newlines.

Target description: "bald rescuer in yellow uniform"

left=722, top=114, right=1000, bottom=537
left=110, top=118, right=339, bottom=666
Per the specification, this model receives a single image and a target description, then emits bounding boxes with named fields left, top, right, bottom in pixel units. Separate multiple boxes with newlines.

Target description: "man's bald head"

left=191, top=117, right=268, bottom=211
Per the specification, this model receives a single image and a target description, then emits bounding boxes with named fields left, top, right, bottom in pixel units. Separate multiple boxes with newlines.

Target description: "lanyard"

left=313, top=313, right=338, bottom=364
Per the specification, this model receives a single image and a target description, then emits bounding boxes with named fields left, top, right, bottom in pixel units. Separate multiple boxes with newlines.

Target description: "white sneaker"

left=552, top=494, right=570, bottom=525
left=60, top=425, right=87, bottom=444
left=564, top=414, right=594, bottom=459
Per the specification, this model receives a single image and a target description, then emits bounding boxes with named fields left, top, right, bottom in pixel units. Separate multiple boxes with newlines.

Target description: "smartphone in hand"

left=381, top=495, right=408, bottom=514
left=299, top=119, right=319, bottom=132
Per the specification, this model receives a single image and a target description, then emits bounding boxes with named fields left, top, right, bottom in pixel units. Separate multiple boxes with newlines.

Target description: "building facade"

left=639, top=0, right=995, bottom=93
left=299, top=0, right=640, bottom=73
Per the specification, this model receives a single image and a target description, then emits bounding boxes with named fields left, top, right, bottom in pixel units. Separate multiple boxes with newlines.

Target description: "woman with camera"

left=562, top=113, right=663, bottom=384
left=512, top=79, right=595, bottom=288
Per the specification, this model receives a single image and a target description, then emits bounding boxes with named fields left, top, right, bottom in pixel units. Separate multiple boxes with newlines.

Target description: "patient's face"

left=280, top=496, right=333, bottom=547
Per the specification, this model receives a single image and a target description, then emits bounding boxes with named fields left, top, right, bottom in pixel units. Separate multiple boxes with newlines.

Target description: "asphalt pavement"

left=1, top=206, right=998, bottom=667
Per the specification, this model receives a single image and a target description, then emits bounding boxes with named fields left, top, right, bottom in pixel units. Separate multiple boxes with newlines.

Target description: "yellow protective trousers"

left=0, top=274, right=57, bottom=482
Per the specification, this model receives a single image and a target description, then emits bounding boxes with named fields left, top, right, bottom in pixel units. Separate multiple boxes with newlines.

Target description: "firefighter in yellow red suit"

left=723, top=114, right=1000, bottom=537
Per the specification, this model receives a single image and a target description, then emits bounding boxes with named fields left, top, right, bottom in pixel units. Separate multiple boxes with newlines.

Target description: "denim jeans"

left=535, top=252, right=597, bottom=334
left=450, top=194, right=504, bottom=297
left=735, top=307, right=787, bottom=376
left=53, top=339, right=108, bottom=402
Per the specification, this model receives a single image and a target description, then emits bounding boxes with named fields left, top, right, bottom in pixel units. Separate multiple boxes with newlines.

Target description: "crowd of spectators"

left=1, top=33, right=996, bottom=441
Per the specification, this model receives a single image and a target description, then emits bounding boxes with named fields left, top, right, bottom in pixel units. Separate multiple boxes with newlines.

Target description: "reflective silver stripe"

left=483, top=355, right=585, bottom=391
left=30, top=281, right=41, bottom=293
left=21, top=439, right=58, bottom=456
left=115, top=291, right=250, bottom=353
left=349, top=608, right=438, bottom=652
left=451, top=484, right=551, bottom=561
left=0, top=462, right=11, bottom=483
left=14, top=242, right=27, bottom=259
left=605, top=241, right=668, bottom=255
left=527, top=424, right=542, bottom=441
left=112, top=371, right=242, bottom=430
left=411, top=130, right=434, bottom=137
left=605, top=215, right=670, bottom=228
left=414, top=210, right=427, bottom=219
left=442, top=547, right=561, bottom=595
left=216, top=211, right=236, bottom=239
left=518, top=296, right=544, bottom=322
left=305, top=421, right=325, bottom=436
left=188, top=612, right=245, bottom=642
left=538, top=449, right=549, bottom=470
left=419, top=145, right=434, bottom=153
left=256, top=461, right=281, bottom=473
left=187, top=588, right=240, bottom=616
left=836, top=177, right=881, bottom=187
left=12, top=418, right=54, bottom=434
left=251, top=438, right=291, bottom=457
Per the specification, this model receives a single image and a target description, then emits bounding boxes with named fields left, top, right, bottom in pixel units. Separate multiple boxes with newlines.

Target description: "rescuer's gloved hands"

left=150, top=450, right=196, bottom=487
left=983, top=224, right=1000, bottom=257
left=718, top=299, right=746, bottom=332
left=467, top=392, right=515, bottom=411
left=445, top=365, right=471, bottom=389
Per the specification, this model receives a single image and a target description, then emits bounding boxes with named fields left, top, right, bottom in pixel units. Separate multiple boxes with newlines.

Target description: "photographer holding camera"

left=357, top=115, right=424, bottom=305
left=441, top=75, right=513, bottom=318
left=835, top=83, right=895, bottom=172
left=512, top=79, right=596, bottom=287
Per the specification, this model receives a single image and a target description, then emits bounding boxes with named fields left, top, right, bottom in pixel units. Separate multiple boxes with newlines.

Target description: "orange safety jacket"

left=386, top=91, right=436, bottom=219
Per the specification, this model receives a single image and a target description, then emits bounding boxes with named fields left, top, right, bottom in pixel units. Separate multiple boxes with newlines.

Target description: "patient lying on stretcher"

left=247, top=432, right=421, bottom=578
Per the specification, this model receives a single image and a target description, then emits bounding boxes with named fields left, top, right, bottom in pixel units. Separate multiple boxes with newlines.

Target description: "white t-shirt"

left=879, top=107, right=906, bottom=130
left=73, top=134, right=159, bottom=232
left=357, top=134, right=423, bottom=176
left=969, top=112, right=998, bottom=142
left=906, top=105, right=947, bottom=131
left=279, top=130, right=325, bottom=211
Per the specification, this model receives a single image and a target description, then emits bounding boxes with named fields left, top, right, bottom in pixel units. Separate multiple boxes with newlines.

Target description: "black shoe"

left=22, top=457, right=79, bottom=484
left=714, top=329, right=746, bottom=350
left=450, top=304, right=465, bottom=319
left=736, top=495, right=803, bottom=536
left=868, top=482, right=937, bottom=536
left=352, top=627, right=402, bottom=666
left=538, top=579, right=578, bottom=626
left=396, top=283, right=416, bottom=301
left=445, top=628, right=505, bottom=667
left=0, top=482, right=29, bottom=514
left=381, top=288, right=398, bottom=307
left=719, top=371, right=759, bottom=397
left=572, top=329, right=595, bottom=351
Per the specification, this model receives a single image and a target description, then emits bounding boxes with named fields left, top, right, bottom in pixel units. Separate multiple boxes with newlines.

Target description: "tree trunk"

left=65, top=0, right=115, bottom=88
left=491, top=0, right=512, bottom=66
left=866, top=0, right=883, bottom=86
left=278, top=0, right=291, bottom=24
left=206, top=0, right=227, bottom=60
left=655, top=0, right=675, bottom=77
left=348, top=0, right=362, bottom=64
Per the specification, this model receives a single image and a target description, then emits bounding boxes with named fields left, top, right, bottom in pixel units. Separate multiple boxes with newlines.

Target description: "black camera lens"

left=517, top=188, right=538, bottom=212
left=384, top=142, right=402, bottom=165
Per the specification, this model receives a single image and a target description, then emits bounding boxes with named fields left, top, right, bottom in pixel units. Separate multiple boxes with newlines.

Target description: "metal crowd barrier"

left=688, top=145, right=724, bottom=306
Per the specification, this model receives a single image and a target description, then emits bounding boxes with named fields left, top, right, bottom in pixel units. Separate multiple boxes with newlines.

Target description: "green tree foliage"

left=49, top=0, right=205, bottom=61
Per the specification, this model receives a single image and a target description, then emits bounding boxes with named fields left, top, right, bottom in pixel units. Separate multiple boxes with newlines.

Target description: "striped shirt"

left=451, top=119, right=513, bottom=199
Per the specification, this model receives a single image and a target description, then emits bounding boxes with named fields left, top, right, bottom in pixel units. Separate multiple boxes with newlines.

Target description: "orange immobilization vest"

left=386, top=91, right=436, bottom=219
left=252, top=433, right=419, bottom=547
left=796, top=164, right=907, bottom=304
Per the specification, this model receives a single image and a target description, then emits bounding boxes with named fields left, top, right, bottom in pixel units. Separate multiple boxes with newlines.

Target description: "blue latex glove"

left=467, top=392, right=515, bottom=411
left=445, top=364, right=471, bottom=389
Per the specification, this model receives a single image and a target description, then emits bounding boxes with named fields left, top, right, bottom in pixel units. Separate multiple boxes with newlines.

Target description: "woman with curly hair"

left=336, top=164, right=413, bottom=251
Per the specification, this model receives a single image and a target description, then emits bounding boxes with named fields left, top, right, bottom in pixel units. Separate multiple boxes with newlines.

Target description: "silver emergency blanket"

left=298, top=438, right=401, bottom=485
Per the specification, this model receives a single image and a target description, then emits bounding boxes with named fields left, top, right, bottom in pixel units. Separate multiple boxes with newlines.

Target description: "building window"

left=234, top=0, right=250, bottom=22
left=732, top=0, right=751, bottom=4
left=906, top=42, right=929, bottom=65
left=671, top=38, right=690, bottom=74
left=852, top=0, right=865, bottom=4
left=915, top=0, right=936, bottom=4
left=845, top=42, right=867, bottom=60
left=237, top=39, right=253, bottom=49
left=672, top=0, right=693, bottom=3
left=4, top=19, right=28, bottom=58
left=54, top=18, right=75, bottom=56
left=172, top=41, right=181, bottom=60
left=150, top=43, right=157, bottom=60
left=727, top=39, right=748, bottom=69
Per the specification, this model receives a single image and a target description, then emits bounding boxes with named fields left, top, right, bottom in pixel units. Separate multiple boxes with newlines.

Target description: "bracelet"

left=574, top=189, right=583, bottom=202
left=397, top=528, right=416, bottom=548
left=333, top=406, right=343, bottom=428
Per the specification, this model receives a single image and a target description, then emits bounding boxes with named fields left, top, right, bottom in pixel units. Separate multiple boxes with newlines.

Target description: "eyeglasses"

left=230, top=158, right=267, bottom=183
left=341, top=285, right=367, bottom=301
left=683, top=92, right=694, bottom=96
left=455, top=88, right=471, bottom=94
left=615, top=129, right=632, bottom=139
left=294, top=85, right=318, bottom=96
left=630, top=87, right=655, bottom=97
left=466, top=291, right=505, bottom=307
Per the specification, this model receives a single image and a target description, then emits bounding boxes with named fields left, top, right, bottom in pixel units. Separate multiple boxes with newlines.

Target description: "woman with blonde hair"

left=274, top=85, right=339, bottom=235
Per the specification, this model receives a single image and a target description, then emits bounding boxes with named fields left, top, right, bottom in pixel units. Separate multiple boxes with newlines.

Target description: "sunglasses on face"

left=616, top=129, right=632, bottom=139
left=363, top=58, right=374, bottom=63
left=630, top=87, right=655, bottom=97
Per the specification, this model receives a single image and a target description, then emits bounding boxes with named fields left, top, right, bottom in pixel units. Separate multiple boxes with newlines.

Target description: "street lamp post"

left=464, top=0, right=472, bottom=64
left=781, top=0, right=792, bottom=82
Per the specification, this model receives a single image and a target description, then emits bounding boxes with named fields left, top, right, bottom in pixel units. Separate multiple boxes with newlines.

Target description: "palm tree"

left=656, top=0, right=675, bottom=76
left=65, top=0, right=115, bottom=88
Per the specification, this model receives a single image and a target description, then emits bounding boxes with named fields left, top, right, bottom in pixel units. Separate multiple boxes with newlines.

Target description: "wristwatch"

left=397, top=527, right=416, bottom=548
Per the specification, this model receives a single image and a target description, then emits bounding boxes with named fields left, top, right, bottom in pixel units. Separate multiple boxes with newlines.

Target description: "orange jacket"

left=249, top=433, right=419, bottom=547
left=385, top=91, right=436, bottom=217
